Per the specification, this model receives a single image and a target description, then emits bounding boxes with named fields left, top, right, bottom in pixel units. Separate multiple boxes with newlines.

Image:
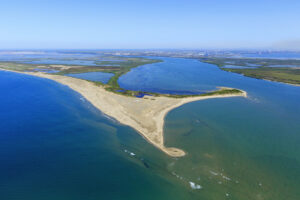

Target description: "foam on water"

left=222, top=175, right=231, bottom=181
left=124, top=149, right=136, bottom=156
left=210, top=171, right=218, bottom=176
left=189, top=182, right=202, bottom=190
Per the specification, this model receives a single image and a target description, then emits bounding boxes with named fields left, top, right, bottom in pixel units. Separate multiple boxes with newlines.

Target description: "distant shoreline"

left=199, top=57, right=300, bottom=87
left=0, top=69, right=247, bottom=157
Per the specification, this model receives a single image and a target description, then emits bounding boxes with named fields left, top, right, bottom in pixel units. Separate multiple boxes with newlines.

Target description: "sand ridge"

left=4, top=70, right=247, bottom=157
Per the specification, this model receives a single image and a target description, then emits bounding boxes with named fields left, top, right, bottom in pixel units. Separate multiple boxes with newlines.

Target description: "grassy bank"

left=224, top=67, right=300, bottom=85
left=0, top=57, right=245, bottom=98
left=200, top=57, right=300, bottom=85
left=200, top=57, right=300, bottom=68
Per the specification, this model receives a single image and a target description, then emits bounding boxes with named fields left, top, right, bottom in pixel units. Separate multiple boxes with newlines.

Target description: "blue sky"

left=1, top=0, right=299, bottom=49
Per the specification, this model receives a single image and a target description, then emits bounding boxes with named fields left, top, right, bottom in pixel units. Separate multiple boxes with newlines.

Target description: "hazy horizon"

left=0, top=48, right=299, bottom=52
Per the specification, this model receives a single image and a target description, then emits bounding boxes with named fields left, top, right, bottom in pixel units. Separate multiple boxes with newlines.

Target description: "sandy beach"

left=3, top=70, right=247, bottom=157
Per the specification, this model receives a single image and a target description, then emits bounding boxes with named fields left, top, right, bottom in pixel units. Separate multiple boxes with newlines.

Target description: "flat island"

left=0, top=57, right=247, bottom=157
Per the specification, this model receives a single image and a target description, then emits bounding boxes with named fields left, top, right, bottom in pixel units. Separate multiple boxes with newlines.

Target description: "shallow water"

left=1, top=55, right=300, bottom=199
left=119, top=57, right=300, bottom=199
left=33, top=68, right=60, bottom=73
left=66, top=71, right=114, bottom=83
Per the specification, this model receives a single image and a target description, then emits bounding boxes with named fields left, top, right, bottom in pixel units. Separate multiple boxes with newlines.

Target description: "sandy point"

left=1, top=69, right=247, bottom=157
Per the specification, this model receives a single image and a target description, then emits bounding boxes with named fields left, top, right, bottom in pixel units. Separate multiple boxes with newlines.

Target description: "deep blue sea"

left=0, top=53, right=300, bottom=199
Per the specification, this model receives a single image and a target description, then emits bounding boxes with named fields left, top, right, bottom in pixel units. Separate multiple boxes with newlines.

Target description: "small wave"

left=210, top=170, right=231, bottom=181
left=124, top=149, right=135, bottom=156
left=248, top=95, right=260, bottom=103
left=171, top=172, right=202, bottom=190
left=189, top=182, right=202, bottom=190
left=172, top=172, right=184, bottom=180
left=222, top=175, right=231, bottom=181
left=102, top=114, right=117, bottom=123
left=210, top=171, right=218, bottom=176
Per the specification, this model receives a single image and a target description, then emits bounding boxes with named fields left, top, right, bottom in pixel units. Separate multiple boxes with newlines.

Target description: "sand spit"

left=4, top=70, right=247, bottom=157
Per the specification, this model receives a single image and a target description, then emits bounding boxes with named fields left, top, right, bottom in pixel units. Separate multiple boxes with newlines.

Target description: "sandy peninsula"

left=3, top=70, right=247, bottom=157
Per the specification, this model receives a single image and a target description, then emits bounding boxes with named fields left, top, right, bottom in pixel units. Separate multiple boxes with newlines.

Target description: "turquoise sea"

left=0, top=54, right=299, bottom=199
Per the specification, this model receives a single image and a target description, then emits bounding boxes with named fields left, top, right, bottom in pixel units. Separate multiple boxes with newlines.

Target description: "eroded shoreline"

left=2, top=70, right=247, bottom=157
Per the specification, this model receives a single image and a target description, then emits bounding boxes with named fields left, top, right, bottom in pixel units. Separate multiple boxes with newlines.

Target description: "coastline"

left=1, top=69, right=247, bottom=157
left=261, top=78, right=300, bottom=87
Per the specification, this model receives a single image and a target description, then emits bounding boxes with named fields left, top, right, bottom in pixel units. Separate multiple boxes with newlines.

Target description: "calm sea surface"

left=1, top=55, right=300, bottom=199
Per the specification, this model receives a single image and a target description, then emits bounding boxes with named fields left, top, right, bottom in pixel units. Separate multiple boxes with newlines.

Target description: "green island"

left=0, top=56, right=244, bottom=97
left=200, top=57, right=300, bottom=85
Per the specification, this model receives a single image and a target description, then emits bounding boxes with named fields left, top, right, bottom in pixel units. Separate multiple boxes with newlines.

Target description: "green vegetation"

left=0, top=57, right=162, bottom=92
left=200, top=88, right=243, bottom=96
left=103, top=57, right=161, bottom=91
left=200, top=57, right=300, bottom=68
left=159, top=88, right=244, bottom=98
left=100, top=87, right=244, bottom=98
left=0, top=56, right=245, bottom=98
left=0, top=62, right=35, bottom=71
left=200, top=57, right=300, bottom=85
left=55, top=66, right=121, bottom=74
left=51, top=57, right=162, bottom=93
left=224, top=67, right=300, bottom=85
